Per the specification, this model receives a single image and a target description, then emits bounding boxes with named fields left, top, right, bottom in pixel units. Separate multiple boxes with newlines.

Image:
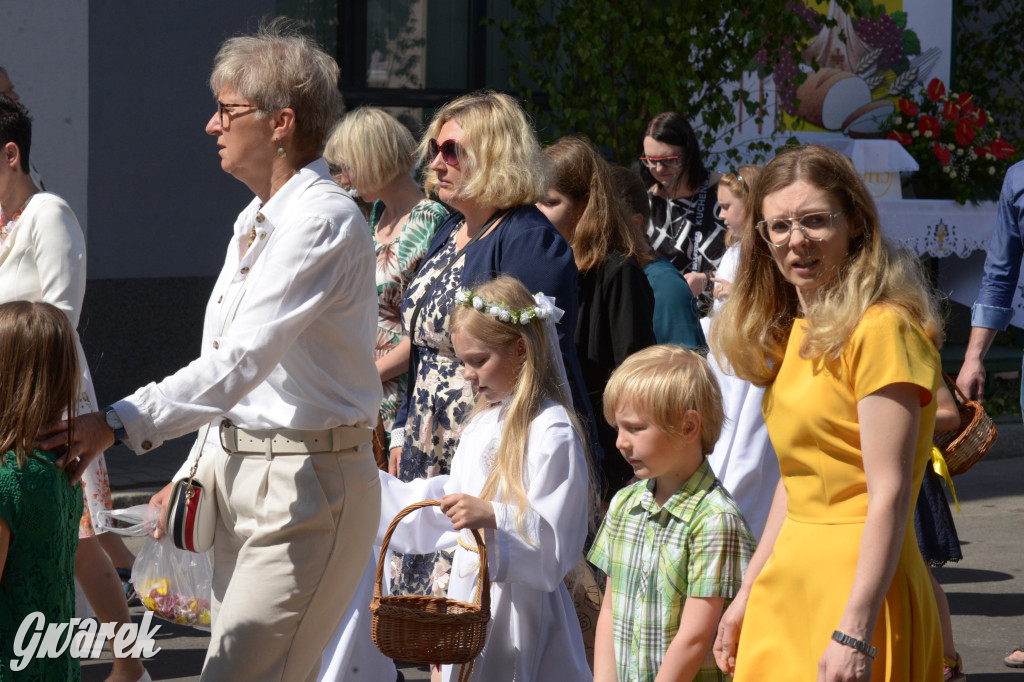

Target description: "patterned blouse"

left=371, top=198, right=449, bottom=434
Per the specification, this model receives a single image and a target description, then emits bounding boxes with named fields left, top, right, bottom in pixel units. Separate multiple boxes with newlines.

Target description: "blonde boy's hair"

left=603, top=345, right=723, bottom=455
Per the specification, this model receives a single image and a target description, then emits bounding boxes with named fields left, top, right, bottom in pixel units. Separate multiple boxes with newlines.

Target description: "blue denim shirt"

left=971, top=160, right=1024, bottom=415
left=972, top=160, right=1024, bottom=330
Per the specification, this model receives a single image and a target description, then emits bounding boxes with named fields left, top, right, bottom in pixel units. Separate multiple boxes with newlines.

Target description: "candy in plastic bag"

left=132, top=535, right=212, bottom=630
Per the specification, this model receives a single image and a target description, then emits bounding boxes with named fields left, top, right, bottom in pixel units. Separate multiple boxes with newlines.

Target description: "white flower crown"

left=454, top=289, right=554, bottom=326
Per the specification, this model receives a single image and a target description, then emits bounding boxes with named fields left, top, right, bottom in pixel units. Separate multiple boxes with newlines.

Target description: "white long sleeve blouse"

left=114, top=159, right=382, bottom=454
left=0, top=192, right=86, bottom=323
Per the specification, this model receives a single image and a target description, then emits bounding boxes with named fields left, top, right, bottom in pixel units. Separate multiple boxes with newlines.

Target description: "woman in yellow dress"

left=710, top=145, right=943, bottom=681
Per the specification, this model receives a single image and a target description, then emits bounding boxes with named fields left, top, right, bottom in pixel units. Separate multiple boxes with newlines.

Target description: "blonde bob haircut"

left=324, top=107, right=417, bottom=196
left=718, top=164, right=762, bottom=247
left=421, top=91, right=547, bottom=209
left=711, top=145, right=943, bottom=387
left=210, top=17, right=343, bottom=155
left=543, top=136, right=652, bottom=273
left=450, top=275, right=596, bottom=539
left=0, top=301, right=79, bottom=468
left=603, top=345, right=723, bottom=455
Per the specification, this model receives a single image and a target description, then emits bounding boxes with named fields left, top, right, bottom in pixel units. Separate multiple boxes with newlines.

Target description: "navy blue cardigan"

left=393, top=204, right=600, bottom=457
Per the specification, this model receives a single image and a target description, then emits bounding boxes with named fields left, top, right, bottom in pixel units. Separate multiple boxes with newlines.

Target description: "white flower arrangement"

left=455, top=288, right=553, bottom=325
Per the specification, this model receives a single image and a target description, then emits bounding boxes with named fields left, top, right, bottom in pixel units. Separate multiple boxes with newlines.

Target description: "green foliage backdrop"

left=954, top=0, right=1024, bottom=152
left=494, top=1, right=855, bottom=165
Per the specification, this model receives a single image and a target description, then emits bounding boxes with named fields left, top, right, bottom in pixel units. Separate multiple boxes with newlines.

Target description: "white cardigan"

left=0, top=192, right=87, bottom=325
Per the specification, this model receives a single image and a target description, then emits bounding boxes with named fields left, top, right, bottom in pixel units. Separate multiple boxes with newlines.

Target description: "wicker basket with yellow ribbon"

left=371, top=500, right=490, bottom=680
left=933, top=372, right=999, bottom=476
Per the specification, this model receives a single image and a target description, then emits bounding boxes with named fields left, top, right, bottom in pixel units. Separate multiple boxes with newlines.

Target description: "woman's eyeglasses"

left=217, top=101, right=259, bottom=126
left=428, top=138, right=464, bottom=167
left=756, top=211, right=843, bottom=247
left=639, top=155, right=682, bottom=170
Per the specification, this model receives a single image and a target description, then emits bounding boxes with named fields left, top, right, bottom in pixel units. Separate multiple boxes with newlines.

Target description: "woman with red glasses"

left=387, top=91, right=594, bottom=599
left=640, top=111, right=728, bottom=313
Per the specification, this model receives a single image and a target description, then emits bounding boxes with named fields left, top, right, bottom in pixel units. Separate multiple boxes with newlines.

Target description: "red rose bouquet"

left=885, top=78, right=1018, bottom=204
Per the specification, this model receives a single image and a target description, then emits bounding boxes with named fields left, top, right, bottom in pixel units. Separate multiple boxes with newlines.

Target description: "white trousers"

left=202, top=442, right=381, bottom=682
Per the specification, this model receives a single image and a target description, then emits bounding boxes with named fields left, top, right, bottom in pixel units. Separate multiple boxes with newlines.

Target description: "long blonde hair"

left=712, top=145, right=943, bottom=387
left=450, top=276, right=597, bottom=540
left=0, top=301, right=79, bottom=468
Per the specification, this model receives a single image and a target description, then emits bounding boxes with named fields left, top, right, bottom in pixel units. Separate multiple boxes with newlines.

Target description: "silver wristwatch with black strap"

left=103, top=406, right=126, bottom=446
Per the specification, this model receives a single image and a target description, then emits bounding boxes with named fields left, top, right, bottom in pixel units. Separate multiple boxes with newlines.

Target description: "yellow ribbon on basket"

left=930, top=445, right=960, bottom=513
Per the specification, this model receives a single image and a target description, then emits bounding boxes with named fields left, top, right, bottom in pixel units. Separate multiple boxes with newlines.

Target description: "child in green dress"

left=0, top=301, right=84, bottom=680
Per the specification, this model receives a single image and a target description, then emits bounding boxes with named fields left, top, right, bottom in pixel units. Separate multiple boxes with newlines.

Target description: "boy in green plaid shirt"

left=589, top=345, right=755, bottom=681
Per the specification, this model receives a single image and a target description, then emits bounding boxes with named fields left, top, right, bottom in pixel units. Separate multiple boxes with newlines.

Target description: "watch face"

left=105, top=409, right=123, bottom=430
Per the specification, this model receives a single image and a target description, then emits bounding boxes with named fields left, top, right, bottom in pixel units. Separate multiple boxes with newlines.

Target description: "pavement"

left=81, top=421, right=1024, bottom=681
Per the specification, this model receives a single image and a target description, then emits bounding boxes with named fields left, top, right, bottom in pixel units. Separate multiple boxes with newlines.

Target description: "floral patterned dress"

left=371, top=198, right=449, bottom=437
left=390, top=227, right=475, bottom=596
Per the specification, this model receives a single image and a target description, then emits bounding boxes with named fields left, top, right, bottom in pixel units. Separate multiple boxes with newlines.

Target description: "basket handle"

left=941, top=371, right=973, bottom=407
left=372, top=499, right=491, bottom=614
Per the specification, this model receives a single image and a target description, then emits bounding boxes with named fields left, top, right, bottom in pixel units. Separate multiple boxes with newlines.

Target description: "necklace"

left=0, top=194, right=34, bottom=242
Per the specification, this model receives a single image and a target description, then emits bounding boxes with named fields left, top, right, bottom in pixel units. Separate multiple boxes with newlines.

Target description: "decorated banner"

left=723, top=0, right=952, bottom=149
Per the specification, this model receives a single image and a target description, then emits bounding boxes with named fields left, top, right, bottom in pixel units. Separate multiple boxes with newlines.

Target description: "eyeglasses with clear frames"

left=217, top=101, right=259, bottom=126
left=639, top=155, right=682, bottom=169
left=756, top=211, right=843, bottom=247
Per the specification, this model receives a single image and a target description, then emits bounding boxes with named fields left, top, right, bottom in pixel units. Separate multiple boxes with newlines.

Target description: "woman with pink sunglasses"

left=386, top=91, right=594, bottom=599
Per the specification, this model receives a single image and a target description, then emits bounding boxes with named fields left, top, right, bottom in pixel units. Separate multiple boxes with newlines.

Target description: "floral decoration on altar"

left=885, top=78, right=1018, bottom=204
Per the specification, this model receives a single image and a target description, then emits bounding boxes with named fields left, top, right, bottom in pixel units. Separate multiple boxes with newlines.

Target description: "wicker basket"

left=370, top=500, right=491, bottom=669
left=933, top=372, right=999, bottom=476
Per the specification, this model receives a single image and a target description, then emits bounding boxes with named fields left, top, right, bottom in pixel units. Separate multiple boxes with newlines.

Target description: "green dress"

left=0, top=449, right=83, bottom=681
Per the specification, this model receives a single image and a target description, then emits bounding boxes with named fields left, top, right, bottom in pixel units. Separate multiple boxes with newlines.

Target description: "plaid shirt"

left=588, top=459, right=755, bottom=682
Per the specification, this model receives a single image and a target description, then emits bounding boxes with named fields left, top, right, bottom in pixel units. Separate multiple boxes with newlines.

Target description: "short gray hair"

left=210, top=18, right=342, bottom=154
left=324, top=108, right=417, bottom=195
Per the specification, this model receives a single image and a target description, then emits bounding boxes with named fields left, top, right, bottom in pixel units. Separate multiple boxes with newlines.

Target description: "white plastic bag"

left=132, top=535, right=213, bottom=630
left=95, top=504, right=161, bottom=537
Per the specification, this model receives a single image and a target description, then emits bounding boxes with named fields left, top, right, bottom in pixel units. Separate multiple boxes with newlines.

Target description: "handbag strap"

left=402, top=209, right=509, bottom=402
left=406, top=209, right=507, bottom=337
left=185, top=275, right=252, bottom=482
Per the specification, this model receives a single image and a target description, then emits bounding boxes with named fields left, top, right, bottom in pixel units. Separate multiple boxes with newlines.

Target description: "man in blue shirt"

left=957, top=160, right=1024, bottom=672
left=957, top=160, right=1024, bottom=416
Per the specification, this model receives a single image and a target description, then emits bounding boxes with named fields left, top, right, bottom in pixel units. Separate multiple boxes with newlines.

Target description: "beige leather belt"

left=219, top=420, right=372, bottom=460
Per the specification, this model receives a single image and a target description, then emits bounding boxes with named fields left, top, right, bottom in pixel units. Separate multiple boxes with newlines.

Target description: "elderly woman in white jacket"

left=39, top=21, right=383, bottom=681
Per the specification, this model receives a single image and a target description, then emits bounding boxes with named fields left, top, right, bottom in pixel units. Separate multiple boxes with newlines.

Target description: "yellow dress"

left=734, top=306, right=942, bottom=681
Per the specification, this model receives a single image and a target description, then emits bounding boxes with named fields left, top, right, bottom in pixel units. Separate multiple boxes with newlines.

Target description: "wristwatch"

left=103, top=406, right=126, bottom=446
left=831, top=630, right=878, bottom=659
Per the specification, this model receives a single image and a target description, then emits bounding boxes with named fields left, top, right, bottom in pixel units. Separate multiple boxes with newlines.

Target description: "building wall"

left=80, top=1, right=274, bottom=427
left=2, top=0, right=89, bottom=231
